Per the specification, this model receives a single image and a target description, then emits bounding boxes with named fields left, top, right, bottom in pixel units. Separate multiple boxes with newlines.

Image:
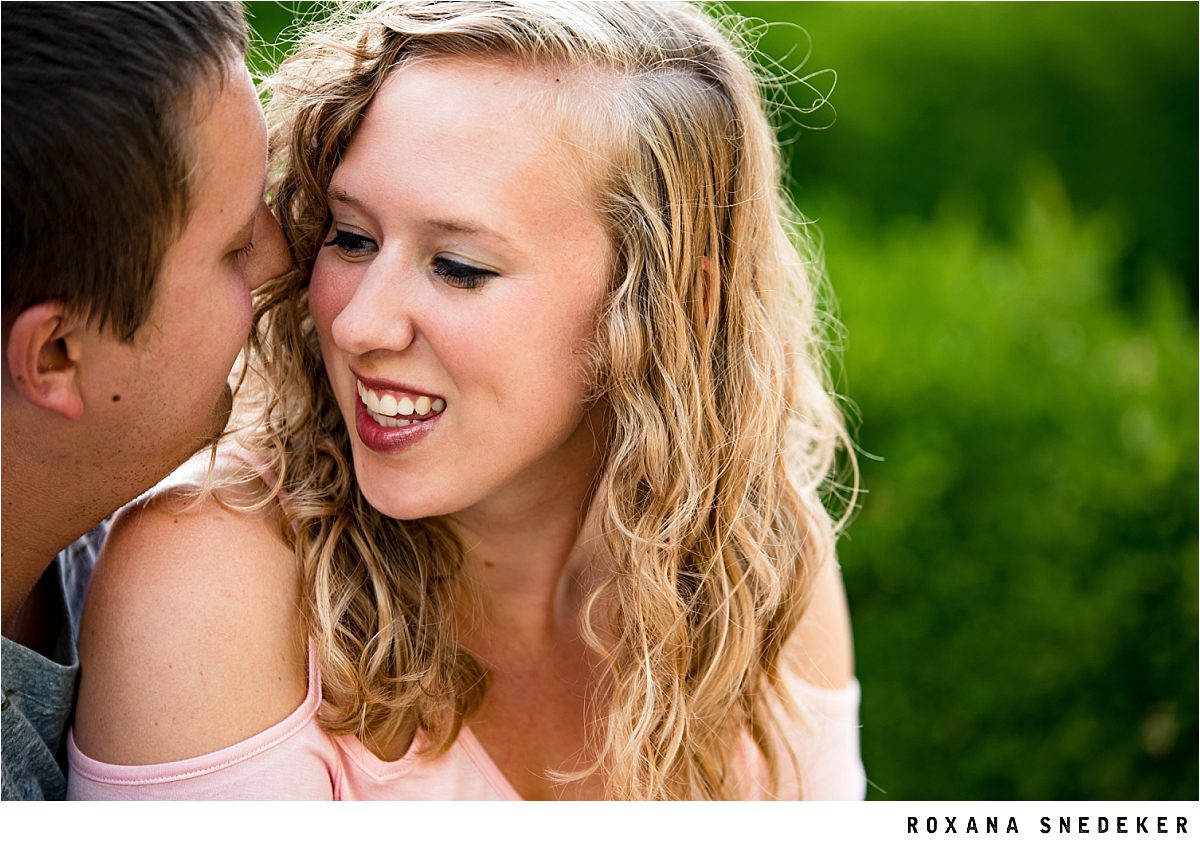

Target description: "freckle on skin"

left=112, top=394, right=121, bottom=402
left=484, top=560, right=495, bottom=568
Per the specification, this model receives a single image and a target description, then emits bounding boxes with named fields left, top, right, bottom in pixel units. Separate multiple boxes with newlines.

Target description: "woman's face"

left=309, top=58, right=612, bottom=521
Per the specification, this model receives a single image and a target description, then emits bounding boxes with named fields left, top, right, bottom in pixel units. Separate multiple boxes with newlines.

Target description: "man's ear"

left=5, top=302, right=85, bottom=421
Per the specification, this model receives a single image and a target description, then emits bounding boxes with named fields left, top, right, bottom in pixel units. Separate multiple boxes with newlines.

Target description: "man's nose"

left=246, top=202, right=291, bottom=290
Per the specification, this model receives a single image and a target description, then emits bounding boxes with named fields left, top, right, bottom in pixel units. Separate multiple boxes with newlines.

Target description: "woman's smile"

left=353, top=372, right=447, bottom=452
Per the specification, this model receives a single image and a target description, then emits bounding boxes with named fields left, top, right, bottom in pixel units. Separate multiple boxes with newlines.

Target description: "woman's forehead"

left=336, top=57, right=609, bottom=233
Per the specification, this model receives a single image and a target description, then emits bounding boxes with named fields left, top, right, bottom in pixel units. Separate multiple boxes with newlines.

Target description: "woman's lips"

left=349, top=372, right=447, bottom=453
left=354, top=397, right=442, bottom=453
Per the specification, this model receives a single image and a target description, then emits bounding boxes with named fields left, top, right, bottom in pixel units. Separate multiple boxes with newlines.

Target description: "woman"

left=68, top=0, right=863, bottom=800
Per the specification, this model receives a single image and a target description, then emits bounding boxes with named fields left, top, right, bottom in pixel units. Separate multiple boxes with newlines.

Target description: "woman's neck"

left=449, top=408, right=611, bottom=647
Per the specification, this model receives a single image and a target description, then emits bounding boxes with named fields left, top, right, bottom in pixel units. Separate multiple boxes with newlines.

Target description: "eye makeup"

left=323, top=229, right=377, bottom=256
left=432, top=255, right=496, bottom=290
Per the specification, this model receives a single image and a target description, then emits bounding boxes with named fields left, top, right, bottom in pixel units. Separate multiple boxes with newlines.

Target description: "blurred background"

left=243, top=2, right=1198, bottom=800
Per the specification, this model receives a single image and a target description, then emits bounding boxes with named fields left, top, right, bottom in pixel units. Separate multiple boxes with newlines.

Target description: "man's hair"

left=2, top=1, right=248, bottom=340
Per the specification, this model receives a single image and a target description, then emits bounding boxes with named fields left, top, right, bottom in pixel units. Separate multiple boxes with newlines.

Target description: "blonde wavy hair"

left=238, top=0, right=854, bottom=800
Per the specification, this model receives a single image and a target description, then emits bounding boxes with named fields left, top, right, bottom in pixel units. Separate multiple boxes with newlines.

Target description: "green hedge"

left=822, top=174, right=1197, bottom=799
left=740, top=1, right=1198, bottom=306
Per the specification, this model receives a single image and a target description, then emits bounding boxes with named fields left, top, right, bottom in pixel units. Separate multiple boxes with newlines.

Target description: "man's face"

left=80, top=62, right=289, bottom=494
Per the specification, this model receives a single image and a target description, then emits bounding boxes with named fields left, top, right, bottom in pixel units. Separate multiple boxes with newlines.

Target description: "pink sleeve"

left=735, top=677, right=867, bottom=801
left=66, top=648, right=340, bottom=800
left=785, top=677, right=867, bottom=800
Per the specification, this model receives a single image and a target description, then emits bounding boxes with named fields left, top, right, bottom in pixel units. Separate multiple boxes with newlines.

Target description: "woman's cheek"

left=308, top=258, right=351, bottom=337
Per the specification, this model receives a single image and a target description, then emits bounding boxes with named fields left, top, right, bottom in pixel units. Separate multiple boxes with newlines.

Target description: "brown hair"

left=1, top=1, right=248, bottom=340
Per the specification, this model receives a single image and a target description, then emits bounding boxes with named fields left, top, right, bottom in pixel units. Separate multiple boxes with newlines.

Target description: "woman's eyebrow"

left=330, top=187, right=519, bottom=253
left=329, top=188, right=365, bottom=209
left=426, top=218, right=516, bottom=251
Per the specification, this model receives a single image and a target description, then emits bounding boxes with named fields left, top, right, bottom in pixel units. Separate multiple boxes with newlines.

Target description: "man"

left=1, top=2, right=290, bottom=799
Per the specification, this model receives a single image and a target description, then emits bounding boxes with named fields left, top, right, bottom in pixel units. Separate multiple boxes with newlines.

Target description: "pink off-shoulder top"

left=67, top=638, right=864, bottom=800
left=66, top=455, right=866, bottom=800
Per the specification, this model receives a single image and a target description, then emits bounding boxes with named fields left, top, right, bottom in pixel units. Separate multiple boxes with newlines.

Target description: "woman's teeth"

left=357, top=380, right=445, bottom=428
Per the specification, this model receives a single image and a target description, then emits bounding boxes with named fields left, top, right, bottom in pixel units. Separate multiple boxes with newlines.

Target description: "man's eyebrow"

left=230, top=174, right=268, bottom=247
left=245, top=174, right=268, bottom=229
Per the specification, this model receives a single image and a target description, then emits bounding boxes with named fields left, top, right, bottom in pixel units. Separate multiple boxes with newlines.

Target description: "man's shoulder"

left=2, top=703, right=66, bottom=800
left=0, top=522, right=108, bottom=801
left=2, top=625, right=78, bottom=801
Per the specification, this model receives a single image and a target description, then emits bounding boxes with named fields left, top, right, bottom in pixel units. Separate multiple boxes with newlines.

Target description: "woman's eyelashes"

left=431, top=255, right=497, bottom=289
left=323, top=229, right=377, bottom=257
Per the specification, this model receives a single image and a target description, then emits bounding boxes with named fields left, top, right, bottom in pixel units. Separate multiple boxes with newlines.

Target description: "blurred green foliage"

left=739, top=2, right=1198, bottom=308
left=241, top=1, right=1197, bottom=799
left=822, top=177, right=1197, bottom=799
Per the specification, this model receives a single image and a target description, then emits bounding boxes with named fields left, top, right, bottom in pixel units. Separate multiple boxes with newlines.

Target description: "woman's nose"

left=329, top=261, right=418, bottom=356
left=246, top=202, right=291, bottom=290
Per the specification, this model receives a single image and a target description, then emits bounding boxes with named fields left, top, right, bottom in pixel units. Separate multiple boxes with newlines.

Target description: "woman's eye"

left=323, top=229, right=377, bottom=257
left=432, top=256, right=497, bottom=290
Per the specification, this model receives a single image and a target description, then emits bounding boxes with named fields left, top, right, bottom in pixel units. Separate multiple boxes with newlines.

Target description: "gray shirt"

left=1, top=527, right=102, bottom=801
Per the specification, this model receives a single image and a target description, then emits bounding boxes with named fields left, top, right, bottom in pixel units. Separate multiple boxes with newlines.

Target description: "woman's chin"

left=353, top=470, right=458, bottom=522
left=358, top=485, right=435, bottom=521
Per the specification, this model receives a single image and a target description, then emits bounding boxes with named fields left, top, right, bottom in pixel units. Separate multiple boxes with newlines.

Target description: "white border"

left=5, top=801, right=1198, bottom=846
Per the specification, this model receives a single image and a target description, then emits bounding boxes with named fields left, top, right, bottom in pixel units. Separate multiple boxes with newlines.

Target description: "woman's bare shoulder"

left=73, top=462, right=308, bottom=766
left=784, top=559, right=857, bottom=690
